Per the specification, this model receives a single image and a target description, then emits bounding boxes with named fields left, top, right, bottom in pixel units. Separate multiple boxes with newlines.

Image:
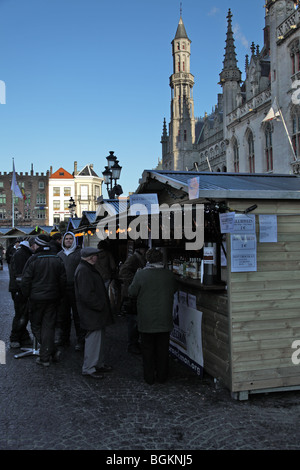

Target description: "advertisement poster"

left=170, top=292, right=203, bottom=377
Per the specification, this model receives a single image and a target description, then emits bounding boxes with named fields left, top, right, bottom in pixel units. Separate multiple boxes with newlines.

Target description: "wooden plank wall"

left=227, top=199, right=300, bottom=394
left=199, top=291, right=230, bottom=388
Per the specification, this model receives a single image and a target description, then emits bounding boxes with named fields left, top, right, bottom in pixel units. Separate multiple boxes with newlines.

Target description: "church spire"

left=219, top=9, right=242, bottom=83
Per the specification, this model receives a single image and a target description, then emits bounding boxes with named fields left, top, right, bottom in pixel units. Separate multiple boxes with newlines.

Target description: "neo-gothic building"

left=161, top=0, right=300, bottom=175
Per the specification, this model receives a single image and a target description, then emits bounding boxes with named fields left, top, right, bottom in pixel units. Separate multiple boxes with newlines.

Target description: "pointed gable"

left=50, top=167, right=74, bottom=179
left=77, top=164, right=99, bottom=177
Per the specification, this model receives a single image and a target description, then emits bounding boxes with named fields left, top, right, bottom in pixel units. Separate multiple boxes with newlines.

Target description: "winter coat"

left=128, top=264, right=177, bottom=333
left=21, top=246, right=67, bottom=302
left=119, top=250, right=146, bottom=297
left=95, top=249, right=116, bottom=282
left=9, top=245, right=32, bottom=293
left=58, top=246, right=81, bottom=288
left=74, top=259, right=114, bottom=331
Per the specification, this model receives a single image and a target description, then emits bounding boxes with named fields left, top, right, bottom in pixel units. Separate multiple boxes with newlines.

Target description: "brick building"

left=0, top=164, right=50, bottom=227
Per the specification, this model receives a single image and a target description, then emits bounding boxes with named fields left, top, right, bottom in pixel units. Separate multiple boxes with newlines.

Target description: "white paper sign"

left=233, top=214, right=256, bottom=233
left=259, top=214, right=277, bottom=243
left=219, top=212, right=235, bottom=233
left=203, top=246, right=215, bottom=264
left=231, top=234, right=257, bottom=272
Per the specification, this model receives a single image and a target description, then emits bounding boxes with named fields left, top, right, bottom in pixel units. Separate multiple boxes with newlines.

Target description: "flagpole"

left=12, top=158, right=15, bottom=228
left=275, top=97, right=297, bottom=162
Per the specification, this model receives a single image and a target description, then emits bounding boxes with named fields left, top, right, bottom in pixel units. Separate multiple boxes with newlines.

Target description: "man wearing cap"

left=74, top=247, right=114, bottom=379
left=21, top=234, right=67, bottom=366
left=9, top=240, right=33, bottom=348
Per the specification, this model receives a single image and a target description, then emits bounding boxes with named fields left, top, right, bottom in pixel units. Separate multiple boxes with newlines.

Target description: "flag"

left=21, top=188, right=26, bottom=201
left=262, top=99, right=280, bottom=122
left=10, top=160, right=23, bottom=199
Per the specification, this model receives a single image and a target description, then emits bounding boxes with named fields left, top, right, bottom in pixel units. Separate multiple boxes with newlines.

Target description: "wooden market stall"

left=134, top=170, right=300, bottom=400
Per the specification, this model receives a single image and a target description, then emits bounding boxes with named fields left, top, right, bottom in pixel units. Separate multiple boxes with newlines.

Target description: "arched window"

left=265, top=123, right=273, bottom=171
left=233, top=140, right=239, bottom=172
left=248, top=132, right=255, bottom=173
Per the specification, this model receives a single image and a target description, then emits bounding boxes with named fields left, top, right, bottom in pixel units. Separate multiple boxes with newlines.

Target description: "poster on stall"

left=170, top=292, right=203, bottom=377
left=230, top=233, right=257, bottom=272
left=233, top=213, right=256, bottom=233
left=259, top=214, right=277, bottom=242
left=219, top=212, right=236, bottom=233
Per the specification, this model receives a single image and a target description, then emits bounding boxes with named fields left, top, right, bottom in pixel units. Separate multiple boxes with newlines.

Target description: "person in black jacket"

left=9, top=240, right=33, bottom=348
left=21, top=235, right=67, bottom=366
left=57, top=232, right=85, bottom=350
left=74, top=247, right=114, bottom=379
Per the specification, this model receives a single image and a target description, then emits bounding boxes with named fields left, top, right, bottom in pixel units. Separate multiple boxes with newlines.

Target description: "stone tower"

left=162, top=15, right=196, bottom=170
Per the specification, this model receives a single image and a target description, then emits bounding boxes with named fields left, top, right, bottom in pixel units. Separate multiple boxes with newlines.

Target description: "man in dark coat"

left=21, top=235, right=67, bottom=366
left=9, top=240, right=33, bottom=348
left=74, top=247, right=114, bottom=379
left=57, top=231, right=84, bottom=350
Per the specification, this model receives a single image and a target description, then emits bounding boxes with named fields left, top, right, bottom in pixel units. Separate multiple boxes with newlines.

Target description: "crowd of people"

left=4, top=233, right=177, bottom=384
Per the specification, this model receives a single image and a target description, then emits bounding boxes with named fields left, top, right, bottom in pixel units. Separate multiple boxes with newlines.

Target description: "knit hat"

left=34, top=234, right=50, bottom=246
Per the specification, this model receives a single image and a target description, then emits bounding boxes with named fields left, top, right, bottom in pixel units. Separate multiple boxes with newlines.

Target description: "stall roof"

left=137, top=171, right=300, bottom=200
left=0, top=225, right=55, bottom=235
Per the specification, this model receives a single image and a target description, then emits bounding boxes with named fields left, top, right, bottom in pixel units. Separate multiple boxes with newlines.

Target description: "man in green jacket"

left=128, top=248, right=177, bottom=385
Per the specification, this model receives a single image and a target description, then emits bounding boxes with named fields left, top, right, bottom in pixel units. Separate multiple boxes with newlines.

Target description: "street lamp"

left=102, top=151, right=123, bottom=199
left=68, top=196, right=77, bottom=218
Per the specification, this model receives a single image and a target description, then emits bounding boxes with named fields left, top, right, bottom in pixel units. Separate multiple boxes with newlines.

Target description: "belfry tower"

left=162, top=15, right=196, bottom=170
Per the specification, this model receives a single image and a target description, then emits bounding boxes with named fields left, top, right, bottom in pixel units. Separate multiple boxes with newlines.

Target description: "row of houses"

left=0, top=161, right=104, bottom=229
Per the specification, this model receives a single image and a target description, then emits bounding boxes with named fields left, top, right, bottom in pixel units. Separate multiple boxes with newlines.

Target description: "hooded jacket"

left=58, top=232, right=81, bottom=288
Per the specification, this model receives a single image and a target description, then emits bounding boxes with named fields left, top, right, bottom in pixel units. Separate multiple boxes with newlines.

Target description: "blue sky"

left=0, top=0, right=265, bottom=196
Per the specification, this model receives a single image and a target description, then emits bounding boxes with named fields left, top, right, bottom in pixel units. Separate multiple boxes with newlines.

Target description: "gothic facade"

left=161, top=0, right=300, bottom=175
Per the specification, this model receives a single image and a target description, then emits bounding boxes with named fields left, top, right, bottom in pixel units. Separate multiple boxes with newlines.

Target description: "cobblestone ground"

left=0, top=262, right=300, bottom=452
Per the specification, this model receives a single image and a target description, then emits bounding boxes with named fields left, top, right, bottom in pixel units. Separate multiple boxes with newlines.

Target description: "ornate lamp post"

left=68, top=196, right=77, bottom=218
left=102, top=151, right=123, bottom=199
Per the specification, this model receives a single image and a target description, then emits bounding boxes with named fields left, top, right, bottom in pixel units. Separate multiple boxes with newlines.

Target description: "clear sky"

left=0, top=0, right=265, bottom=196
